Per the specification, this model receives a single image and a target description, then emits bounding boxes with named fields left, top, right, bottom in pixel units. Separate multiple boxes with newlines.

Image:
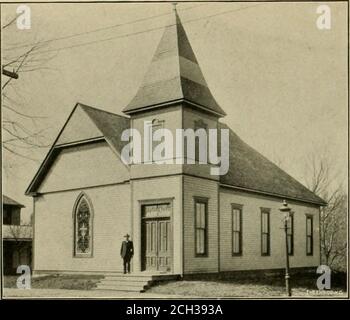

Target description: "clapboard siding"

left=183, top=175, right=219, bottom=273
left=38, top=141, right=129, bottom=193
left=34, top=184, right=131, bottom=273
left=219, top=188, right=320, bottom=271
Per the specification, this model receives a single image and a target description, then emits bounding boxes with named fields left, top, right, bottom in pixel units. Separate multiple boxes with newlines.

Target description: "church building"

left=25, top=9, right=326, bottom=276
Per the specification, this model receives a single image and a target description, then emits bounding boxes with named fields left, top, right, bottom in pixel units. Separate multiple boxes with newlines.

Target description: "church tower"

left=123, top=6, right=226, bottom=117
left=123, top=5, right=226, bottom=175
left=125, top=5, right=224, bottom=275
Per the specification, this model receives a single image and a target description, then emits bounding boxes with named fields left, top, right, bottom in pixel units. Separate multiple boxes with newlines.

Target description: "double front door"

left=141, top=204, right=172, bottom=272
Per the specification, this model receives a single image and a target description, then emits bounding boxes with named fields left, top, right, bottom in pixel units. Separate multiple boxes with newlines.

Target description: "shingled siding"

left=34, top=184, right=131, bottom=273
left=219, top=188, right=320, bottom=272
left=183, top=175, right=219, bottom=274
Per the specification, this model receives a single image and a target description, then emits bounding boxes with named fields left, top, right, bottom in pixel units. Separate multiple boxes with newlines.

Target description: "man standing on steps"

left=120, top=234, right=134, bottom=274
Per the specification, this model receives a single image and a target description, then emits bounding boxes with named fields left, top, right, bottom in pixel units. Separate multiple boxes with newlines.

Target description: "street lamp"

left=279, top=200, right=292, bottom=297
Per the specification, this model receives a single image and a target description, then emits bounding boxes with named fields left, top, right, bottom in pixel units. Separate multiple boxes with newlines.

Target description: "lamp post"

left=279, top=200, right=292, bottom=297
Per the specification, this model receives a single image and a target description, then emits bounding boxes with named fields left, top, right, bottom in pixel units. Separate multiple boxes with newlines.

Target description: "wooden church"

left=26, top=8, right=325, bottom=278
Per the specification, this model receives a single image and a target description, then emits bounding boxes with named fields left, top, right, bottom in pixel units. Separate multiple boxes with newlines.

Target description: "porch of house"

left=3, top=240, right=32, bottom=275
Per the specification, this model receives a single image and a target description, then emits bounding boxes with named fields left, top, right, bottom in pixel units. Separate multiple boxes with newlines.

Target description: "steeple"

left=123, top=5, right=226, bottom=117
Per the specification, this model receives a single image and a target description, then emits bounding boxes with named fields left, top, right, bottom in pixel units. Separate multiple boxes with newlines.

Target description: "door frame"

left=138, top=198, right=174, bottom=273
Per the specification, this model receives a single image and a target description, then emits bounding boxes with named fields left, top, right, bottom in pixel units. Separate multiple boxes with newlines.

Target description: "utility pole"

left=2, top=66, right=19, bottom=79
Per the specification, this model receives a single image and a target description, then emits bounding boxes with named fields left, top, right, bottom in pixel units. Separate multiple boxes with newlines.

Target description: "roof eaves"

left=123, top=98, right=185, bottom=115
left=220, top=183, right=327, bottom=206
left=123, top=98, right=226, bottom=117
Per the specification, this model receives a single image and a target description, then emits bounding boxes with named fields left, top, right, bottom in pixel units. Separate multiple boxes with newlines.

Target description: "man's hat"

left=124, top=234, right=130, bottom=238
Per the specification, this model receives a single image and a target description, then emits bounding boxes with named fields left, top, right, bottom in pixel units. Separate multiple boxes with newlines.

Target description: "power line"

left=3, top=3, right=207, bottom=52
left=12, top=3, right=263, bottom=59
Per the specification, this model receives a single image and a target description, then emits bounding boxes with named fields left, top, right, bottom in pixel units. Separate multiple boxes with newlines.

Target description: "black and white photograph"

left=1, top=0, right=348, bottom=302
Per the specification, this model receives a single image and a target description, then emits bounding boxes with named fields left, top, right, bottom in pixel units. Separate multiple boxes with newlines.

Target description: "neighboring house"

left=25, top=9, right=326, bottom=276
left=3, top=195, right=32, bottom=275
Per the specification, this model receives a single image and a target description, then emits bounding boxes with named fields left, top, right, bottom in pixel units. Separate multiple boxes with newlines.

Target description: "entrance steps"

left=94, top=273, right=180, bottom=293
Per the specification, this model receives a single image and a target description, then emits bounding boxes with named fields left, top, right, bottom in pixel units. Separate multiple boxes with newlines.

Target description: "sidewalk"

left=3, top=288, right=186, bottom=299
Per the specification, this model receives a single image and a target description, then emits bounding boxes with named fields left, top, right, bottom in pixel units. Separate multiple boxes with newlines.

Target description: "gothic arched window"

left=74, top=194, right=93, bottom=257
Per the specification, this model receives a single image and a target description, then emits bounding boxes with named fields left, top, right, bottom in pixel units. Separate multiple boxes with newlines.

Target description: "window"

left=232, top=204, right=242, bottom=255
left=148, top=119, right=164, bottom=162
left=287, top=212, right=294, bottom=255
left=3, top=207, right=11, bottom=225
left=74, top=194, right=93, bottom=257
left=11, top=209, right=20, bottom=225
left=261, top=209, right=270, bottom=256
left=194, top=198, right=208, bottom=256
left=194, top=119, right=208, bottom=163
left=306, top=215, right=313, bottom=256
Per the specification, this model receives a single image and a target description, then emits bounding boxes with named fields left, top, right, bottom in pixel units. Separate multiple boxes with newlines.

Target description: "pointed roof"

left=123, top=7, right=226, bottom=117
left=25, top=103, right=130, bottom=195
left=54, top=103, right=130, bottom=154
left=3, top=195, right=25, bottom=208
left=80, top=104, right=130, bottom=154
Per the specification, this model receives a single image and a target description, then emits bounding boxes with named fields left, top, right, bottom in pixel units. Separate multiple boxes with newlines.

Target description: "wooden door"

left=142, top=219, right=158, bottom=271
left=157, top=219, right=171, bottom=271
left=141, top=215, right=172, bottom=272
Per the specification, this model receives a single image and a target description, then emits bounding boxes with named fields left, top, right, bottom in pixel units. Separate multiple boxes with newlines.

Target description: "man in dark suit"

left=120, top=234, right=134, bottom=274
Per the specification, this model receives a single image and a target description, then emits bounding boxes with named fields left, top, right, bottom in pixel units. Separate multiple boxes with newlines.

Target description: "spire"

left=123, top=5, right=226, bottom=117
left=172, top=2, right=178, bottom=17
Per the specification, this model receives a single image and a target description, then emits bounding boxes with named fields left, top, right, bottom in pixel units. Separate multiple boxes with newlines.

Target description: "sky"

left=1, top=1, right=348, bottom=223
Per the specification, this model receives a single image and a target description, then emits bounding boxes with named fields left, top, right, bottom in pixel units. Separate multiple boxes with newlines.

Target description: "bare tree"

left=2, top=14, right=57, bottom=163
left=304, top=153, right=347, bottom=272
left=7, top=224, right=32, bottom=240
left=1, top=13, right=19, bottom=30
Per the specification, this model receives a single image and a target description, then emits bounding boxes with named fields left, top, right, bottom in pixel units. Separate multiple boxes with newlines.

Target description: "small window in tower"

left=149, top=119, right=165, bottom=162
left=194, top=119, right=208, bottom=163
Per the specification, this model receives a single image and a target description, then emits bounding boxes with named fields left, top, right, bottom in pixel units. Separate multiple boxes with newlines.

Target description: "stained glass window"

left=74, top=196, right=92, bottom=257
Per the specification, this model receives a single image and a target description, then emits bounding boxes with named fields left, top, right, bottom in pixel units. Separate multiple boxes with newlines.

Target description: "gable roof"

left=219, top=123, right=326, bottom=206
left=123, top=8, right=226, bottom=117
left=80, top=104, right=130, bottom=154
left=27, top=102, right=325, bottom=205
left=25, top=103, right=130, bottom=195
left=3, top=195, right=25, bottom=208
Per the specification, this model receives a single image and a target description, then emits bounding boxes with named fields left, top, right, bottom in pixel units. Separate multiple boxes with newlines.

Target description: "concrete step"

left=94, top=283, right=146, bottom=292
left=103, top=274, right=179, bottom=281
left=148, top=274, right=180, bottom=281
left=94, top=273, right=180, bottom=293
left=98, top=279, right=151, bottom=287
left=104, top=276, right=153, bottom=282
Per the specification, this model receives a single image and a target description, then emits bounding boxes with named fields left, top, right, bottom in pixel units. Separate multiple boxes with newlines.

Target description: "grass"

left=3, top=274, right=104, bottom=290
left=148, top=272, right=347, bottom=298
left=3, top=271, right=347, bottom=297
